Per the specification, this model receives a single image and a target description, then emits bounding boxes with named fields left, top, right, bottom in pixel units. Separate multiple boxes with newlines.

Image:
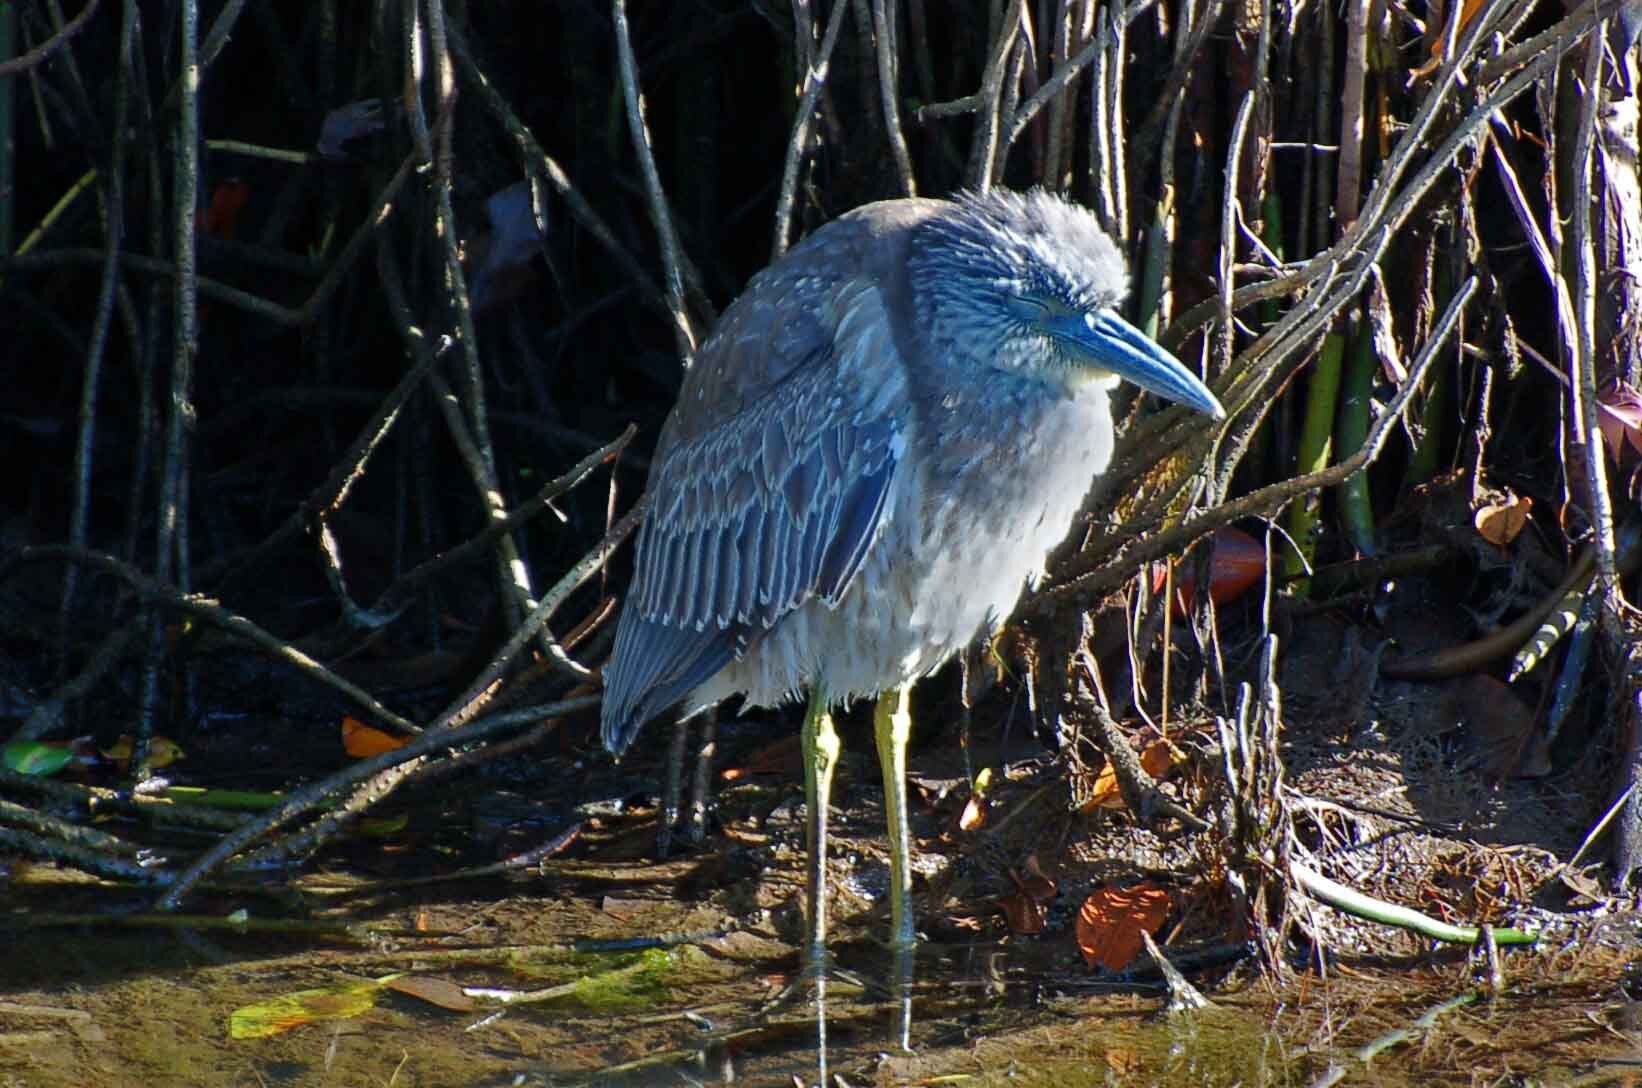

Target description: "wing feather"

left=602, top=280, right=908, bottom=754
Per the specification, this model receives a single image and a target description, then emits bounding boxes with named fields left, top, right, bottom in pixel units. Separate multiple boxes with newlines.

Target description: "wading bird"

left=601, top=188, right=1224, bottom=971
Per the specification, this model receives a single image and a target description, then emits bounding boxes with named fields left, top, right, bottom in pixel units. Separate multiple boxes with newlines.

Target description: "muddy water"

left=3, top=875, right=1638, bottom=1087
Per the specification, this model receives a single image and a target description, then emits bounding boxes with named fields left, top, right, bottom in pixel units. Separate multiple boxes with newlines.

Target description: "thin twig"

left=1049, top=276, right=1478, bottom=604
left=612, top=0, right=700, bottom=360
left=3, top=546, right=421, bottom=735
left=444, top=22, right=681, bottom=322
left=772, top=0, right=850, bottom=259
left=368, top=426, right=637, bottom=626
left=1566, top=29, right=1620, bottom=597
left=1335, top=0, right=1370, bottom=234
left=0, top=0, right=98, bottom=77
left=871, top=0, right=916, bottom=196
left=965, top=0, right=1025, bottom=191
left=1218, top=94, right=1254, bottom=380
left=1006, top=21, right=1099, bottom=150
left=204, top=331, right=445, bottom=588
left=151, top=695, right=597, bottom=910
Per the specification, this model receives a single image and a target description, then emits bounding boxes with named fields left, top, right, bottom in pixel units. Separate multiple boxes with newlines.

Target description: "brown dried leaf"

left=1598, top=383, right=1642, bottom=460
left=384, top=975, right=478, bottom=1012
left=1014, top=857, right=1058, bottom=902
left=1076, top=882, right=1171, bottom=971
left=1367, top=268, right=1407, bottom=382
left=999, top=890, right=1047, bottom=935
left=1473, top=493, right=1532, bottom=547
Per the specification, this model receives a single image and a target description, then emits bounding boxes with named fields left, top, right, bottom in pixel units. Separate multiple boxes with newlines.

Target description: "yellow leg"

left=874, top=686, right=916, bottom=950
left=800, top=684, right=840, bottom=965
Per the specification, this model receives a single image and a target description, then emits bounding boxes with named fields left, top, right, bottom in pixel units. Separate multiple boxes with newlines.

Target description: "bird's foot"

left=754, top=945, right=868, bottom=1018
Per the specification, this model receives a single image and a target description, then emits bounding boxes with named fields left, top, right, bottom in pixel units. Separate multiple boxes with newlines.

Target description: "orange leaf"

left=1077, top=739, right=1181, bottom=814
left=1141, top=738, right=1181, bottom=777
left=342, top=716, right=408, bottom=758
left=1474, top=493, right=1532, bottom=547
left=1081, top=761, right=1123, bottom=812
left=1076, top=882, right=1171, bottom=970
left=1152, top=527, right=1267, bottom=616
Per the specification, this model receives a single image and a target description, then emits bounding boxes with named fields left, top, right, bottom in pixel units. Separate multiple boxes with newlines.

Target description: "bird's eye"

left=1004, top=294, right=1050, bottom=322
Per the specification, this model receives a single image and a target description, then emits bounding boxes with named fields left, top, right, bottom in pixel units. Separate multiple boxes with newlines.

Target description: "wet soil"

left=3, top=868, right=1639, bottom=1087
left=4, top=671, right=1642, bottom=1088
left=4, top=580, right=1641, bottom=1086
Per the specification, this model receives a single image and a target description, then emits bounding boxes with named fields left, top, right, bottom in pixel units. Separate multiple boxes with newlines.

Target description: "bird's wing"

left=602, top=281, right=907, bottom=752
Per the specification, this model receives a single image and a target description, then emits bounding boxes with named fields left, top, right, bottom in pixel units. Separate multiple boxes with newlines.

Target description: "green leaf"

left=2, top=739, right=74, bottom=777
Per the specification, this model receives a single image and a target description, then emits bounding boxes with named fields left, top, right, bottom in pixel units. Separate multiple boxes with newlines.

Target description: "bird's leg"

left=656, top=712, right=690, bottom=858
left=873, top=686, right=915, bottom=950
left=875, top=686, right=916, bottom=1054
left=800, top=683, right=840, bottom=968
left=800, top=684, right=839, bottom=1085
left=686, top=708, right=717, bottom=845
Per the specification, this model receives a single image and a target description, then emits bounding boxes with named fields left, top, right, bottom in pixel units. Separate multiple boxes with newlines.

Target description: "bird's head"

left=910, top=189, right=1224, bottom=420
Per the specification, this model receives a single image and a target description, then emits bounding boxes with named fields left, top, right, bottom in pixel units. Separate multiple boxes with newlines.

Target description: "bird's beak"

left=1053, top=309, right=1225, bottom=419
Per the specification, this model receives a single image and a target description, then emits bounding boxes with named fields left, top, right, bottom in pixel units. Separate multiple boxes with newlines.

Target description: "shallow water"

left=4, top=871, right=1639, bottom=1087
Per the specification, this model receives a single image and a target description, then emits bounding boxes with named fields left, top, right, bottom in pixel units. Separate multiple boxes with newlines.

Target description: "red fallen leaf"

left=1021, top=854, right=1058, bottom=900
left=720, top=735, right=802, bottom=782
left=197, top=179, right=251, bottom=240
left=999, top=889, right=1047, bottom=934
left=1076, top=882, right=1171, bottom=970
left=342, top=716, right=409, bottom=758
left=1152, top=527, right=1266, bottom=616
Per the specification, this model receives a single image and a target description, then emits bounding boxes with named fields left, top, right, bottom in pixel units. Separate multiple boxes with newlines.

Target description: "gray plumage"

left=602, top=189, right=1222, bottom=755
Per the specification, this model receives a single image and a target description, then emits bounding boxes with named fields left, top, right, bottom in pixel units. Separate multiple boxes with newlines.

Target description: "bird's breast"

left=898, top=386, right=1115, bottom=644
left=685, top=386, right=1115, bottom=714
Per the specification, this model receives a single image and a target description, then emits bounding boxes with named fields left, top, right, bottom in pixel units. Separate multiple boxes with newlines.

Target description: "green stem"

left=1338, top=321, right=1377, bottom=555
left=1292, top=860, right=1539, bottom=945
left=1283, top=331, right=1347, bottom=591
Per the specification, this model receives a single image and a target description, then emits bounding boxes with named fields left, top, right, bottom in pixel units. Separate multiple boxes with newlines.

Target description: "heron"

left=601, top=188, right=1224, bottom=972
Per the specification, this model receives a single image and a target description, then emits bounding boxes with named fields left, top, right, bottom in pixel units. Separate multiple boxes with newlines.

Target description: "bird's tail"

left=600, top=610, right=737, bottom=757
